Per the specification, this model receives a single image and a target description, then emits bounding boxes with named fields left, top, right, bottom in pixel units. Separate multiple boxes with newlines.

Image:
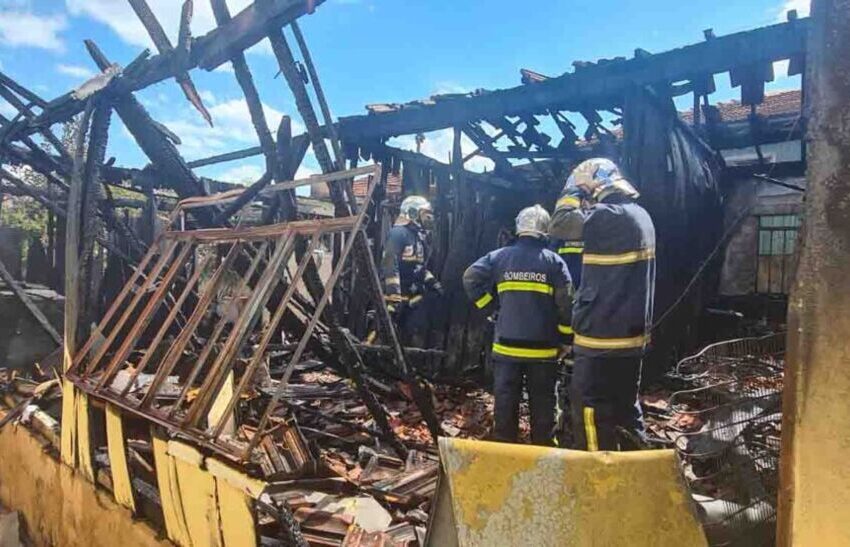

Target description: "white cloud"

left=159, top=96, right=303, bottom=161
left=65, top=0, right=270, bottom=57
left=432, top=81, right=471, bottom=96
left=390, top=129, right=495, bottom=173
left=216, top=162, right=264, bottom=184
left=776, top=0, right=810, bottom=21
left=0, top=98, right=17, bottom=118
left=198, top=89, right=217, bottom=106
left=57, top=63, right=94, bottom=79
left=0, top=10, right=66, bottom=52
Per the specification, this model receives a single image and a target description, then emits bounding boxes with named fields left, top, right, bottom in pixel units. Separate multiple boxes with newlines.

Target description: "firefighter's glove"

left=431, top=281, right=445, bottom=297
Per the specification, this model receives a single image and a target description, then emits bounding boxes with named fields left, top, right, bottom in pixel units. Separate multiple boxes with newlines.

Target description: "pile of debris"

left=1, top=353, right=495, bottom=546
left=246, top=364, right=493, bottom=545
left=641, top=333, right=785, bottom=547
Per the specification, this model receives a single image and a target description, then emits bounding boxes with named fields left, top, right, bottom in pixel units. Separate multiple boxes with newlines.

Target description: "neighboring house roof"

left=352, top=172, right=402, bottom=198
left=682, top=89, right=801, bottom=124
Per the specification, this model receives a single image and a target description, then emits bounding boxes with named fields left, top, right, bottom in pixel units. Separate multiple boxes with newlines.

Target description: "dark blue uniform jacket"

left=573, top=194, right=656, bottom=357
left=463, top=237, right=573, bottom=361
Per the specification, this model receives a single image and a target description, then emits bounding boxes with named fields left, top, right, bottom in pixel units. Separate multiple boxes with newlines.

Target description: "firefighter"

left=548, top=184, right=589, bottom=446
left=565, top=158, right=656, bottom=451
left=380, top=195, right=443, bottom=333
left=463, top=205, right=573, bottom=445
left=549, top=187, right=587, bottom=290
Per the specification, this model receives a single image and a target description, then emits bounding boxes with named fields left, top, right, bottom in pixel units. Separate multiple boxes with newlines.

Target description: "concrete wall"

left=718, top=175, right=804, bottom=296
left=777, top=0, right=850, bottom=543
left=0, top=411, right=169, bottom=547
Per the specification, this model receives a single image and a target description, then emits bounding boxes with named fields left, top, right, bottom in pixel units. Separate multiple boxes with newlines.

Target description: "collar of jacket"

left=598, top=193, right=634, bottom=205
left=516, top=235, right=546, bottom=248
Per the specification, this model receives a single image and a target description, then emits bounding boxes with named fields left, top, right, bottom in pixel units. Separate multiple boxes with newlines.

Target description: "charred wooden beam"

left=128, top=0, right=212, bottom=126
left=269, top=27, right=443, bottom=442
left=462, top=122, right=514, bottom=175
left=268, top=28, right=352, bottom=211
left=85, top=40, right=214, bottom=226
left=337, top=18, right=809, bottom=140
left=366, top=143, right=514, bottom=189
left=290, top=21, right=344, bottom=166
left=1, top=0, right=325, bottom=142
left=0, top=79, right=73, bottom=165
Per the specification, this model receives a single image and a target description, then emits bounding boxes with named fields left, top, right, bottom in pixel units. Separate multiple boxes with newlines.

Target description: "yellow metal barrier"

left=437, top=438, right=707, bottom=547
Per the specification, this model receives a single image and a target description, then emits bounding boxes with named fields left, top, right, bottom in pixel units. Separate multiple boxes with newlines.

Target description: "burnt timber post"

left=777, top=0, right=850, bottom=543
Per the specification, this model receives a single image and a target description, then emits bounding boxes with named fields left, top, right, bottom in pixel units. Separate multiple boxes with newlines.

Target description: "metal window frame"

left=755, top=214, right=799, bottom=295
left=67, top=164, right=381, bottom=462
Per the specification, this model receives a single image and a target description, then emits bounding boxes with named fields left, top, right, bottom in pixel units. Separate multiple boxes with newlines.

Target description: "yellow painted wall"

left=0, top=410, right=170, bottom=547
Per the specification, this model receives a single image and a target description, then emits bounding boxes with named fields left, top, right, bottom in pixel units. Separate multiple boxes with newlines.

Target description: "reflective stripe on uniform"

left=492, top=343, right=558, bottom=359
left=583, top=248, right=655, bottom=266
left=497, top=281, right=553, bottom=295
left=385, top=276, right=401, bottom=286
left=583, top=407, right=599, bottom=451
left=574, top=333, right=649, bottom=349
left=556, top=195, right=581, bottom=209
left=385, top=294, right=406, bottom=303
left=558, top=246, right=584, bottom=255
left=401, top=256, right=423, bottom=263
left=558, top=324, right=573, bottom=334
left=475, top=292, right=494, bottom=309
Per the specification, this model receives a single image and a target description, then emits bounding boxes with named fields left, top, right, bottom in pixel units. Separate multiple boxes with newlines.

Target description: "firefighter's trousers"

left=492, top=358, right=557, bottom=445
left=570, top=354, right=645, bottom=451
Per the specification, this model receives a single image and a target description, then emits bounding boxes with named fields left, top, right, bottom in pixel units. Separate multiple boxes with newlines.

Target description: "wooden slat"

left=105, top=404, right=137, bottom=512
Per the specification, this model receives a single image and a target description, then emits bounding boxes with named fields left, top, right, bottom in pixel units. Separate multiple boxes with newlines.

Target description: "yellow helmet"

left=565, top=158, right=639, bottom=200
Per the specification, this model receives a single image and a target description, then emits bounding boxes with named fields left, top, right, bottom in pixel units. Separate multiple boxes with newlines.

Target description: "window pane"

left=759, top=231, right=772, bottom=255
left=785, top=230, right=796, bottom=254
left=771, top=231, right=784, bottom=255
left=760, top=216, right=775, bottom=228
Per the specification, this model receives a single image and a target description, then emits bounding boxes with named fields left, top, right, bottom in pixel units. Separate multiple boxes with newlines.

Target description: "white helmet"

left=515, top=204, right=550, bottom=238
left=566, top=157, right=639, bottom=200
left=397, top=195, right=432, bottom=226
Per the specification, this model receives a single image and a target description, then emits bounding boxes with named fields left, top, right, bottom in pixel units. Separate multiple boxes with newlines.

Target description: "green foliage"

left=0, top=195, right=48, bottom=241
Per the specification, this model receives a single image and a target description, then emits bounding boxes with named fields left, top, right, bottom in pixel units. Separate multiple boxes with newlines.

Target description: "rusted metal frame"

left=117, top=252, right=215, bottom=398
left=184, top=233, right=298, bottom=427
left=162, top=240, right=269, bottom=415
left=354, top=228, right=444, bottom=443
left=208, top=233, right=322, bottom=439
left=94, top=241, right=194, bottom=390
left=162, top=217, right=357, bottom=243
left=243, top=223, right=366, bottom=460
left=127, top=0, right=212, bottom=125
left=241, top=170, right=380, bottom=457
left=137, top=240, right=245, bottom=408
left=176, top=165, right=376, bottom=211
left=211, top=170, right=273, bottom=226
left=83, top=238, right=180, bottom=376
left=69, top=378, right=241, bottom=461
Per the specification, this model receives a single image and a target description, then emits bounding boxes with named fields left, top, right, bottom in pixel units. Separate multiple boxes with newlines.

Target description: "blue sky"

left=0, top=0, right=808, bottom=184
